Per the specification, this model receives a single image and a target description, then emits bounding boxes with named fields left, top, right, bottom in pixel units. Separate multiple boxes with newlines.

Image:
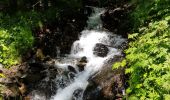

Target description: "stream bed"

left=31, top=7, right=126, bottom=100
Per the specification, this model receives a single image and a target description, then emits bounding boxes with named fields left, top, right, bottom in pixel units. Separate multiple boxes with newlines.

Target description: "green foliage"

left=131, top=0, right=170, bottom=29
left=0, top=8, right=58, bottom=68
left=125, top=16, right=170, bottom=99
left=112, top=59, right=126, bottom=69
left=0, top=13, right=34, bottom=68
left=113, top=0, right=170, bottom=99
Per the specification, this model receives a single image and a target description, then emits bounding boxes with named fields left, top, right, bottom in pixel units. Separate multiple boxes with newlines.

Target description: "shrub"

left=131, top=0, right=170, bottom=29
left=113, top=0, right=170, bottom=99
left=125, top=16, right=170, bottom=99
left=113, top=16, right=170, bottom=100
left=0, top=13, right=34, bottom=68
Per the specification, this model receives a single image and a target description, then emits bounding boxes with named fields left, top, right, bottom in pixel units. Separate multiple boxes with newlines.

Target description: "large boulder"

left=22, top=63, right=47, bottom=83
left=83, top=81, right=102, bottom=100
left=93, top=43, right=109, bottom=57
left=83, top=55, right=125, bottom=100
left=101, top=4, right=133, bottom=38
left=0, top=58, right=60, bottom=99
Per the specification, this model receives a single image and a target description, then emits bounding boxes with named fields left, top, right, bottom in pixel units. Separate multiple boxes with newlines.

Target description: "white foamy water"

left=52, top=30, right=123, bottom=100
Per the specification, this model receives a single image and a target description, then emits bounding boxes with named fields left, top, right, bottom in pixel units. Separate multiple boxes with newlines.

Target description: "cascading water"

left=86, top=7, right=105, bottom=30
left=51, top=7, right=126, bottom=100
left=31, top=7, right=126, bottom=100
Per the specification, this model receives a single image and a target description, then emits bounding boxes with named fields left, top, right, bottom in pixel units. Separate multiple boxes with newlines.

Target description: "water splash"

left=52, top=29, right=125, bottom=100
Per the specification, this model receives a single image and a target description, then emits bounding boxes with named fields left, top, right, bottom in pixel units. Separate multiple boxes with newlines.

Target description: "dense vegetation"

left=0, top=0, right=83, bottom=68
left=114, top=0, right=170, bottom=99
left=0, top=13, right=34, bottom=67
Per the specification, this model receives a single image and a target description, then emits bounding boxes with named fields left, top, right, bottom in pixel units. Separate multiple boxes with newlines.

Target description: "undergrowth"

left=0, top=13, right=36, bottom=68
left=113, top=0, right=170, bottom=99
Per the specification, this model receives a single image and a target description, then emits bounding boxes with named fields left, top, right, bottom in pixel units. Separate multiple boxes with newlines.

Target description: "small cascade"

left=31, top=7, right=126, bottom=100
left=51, top=7, right=126, bottom=100
left=86, top=7, right=105, bottom=30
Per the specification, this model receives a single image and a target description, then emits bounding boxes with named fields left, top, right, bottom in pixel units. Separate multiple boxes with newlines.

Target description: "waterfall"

left=51, top=7, right=126, bottom=100
left=31, top=7, right=126, bottom=100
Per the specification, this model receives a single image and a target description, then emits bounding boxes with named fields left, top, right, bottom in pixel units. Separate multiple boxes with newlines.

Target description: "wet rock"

left=83, top=81, right=102, bottom=100
left=77, top=64, right=85, bottom=71
left=22, top=63, right=46, bottom=83
left=24, top=61, right=61, bottom=98
left=31, top=79, right=58, bottom=99
left=80, top=56, right=88, bottom=63
left=68, top=65, right=77, bottom=73
left=0, top=58, right=60, bottom=98
left=101, top=4, right=132, bottom=37
left=68, top=72, right=76, bottom=80
left=77, top=56, right=88, bottom=71
left=83, top=55, right=125, bottom=100
left=43, top=55, right=51, bottom=61
left=48, top=66, right=58, bottom=79
left=28, top=63, right=46, bottom=72
left=72, top=89, right=84, bottom=100
left=24, top=73, right=45, bottom=84
left=117, top=41, right=128, bottom=50
left=93, top=43, right=109, bottom=57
